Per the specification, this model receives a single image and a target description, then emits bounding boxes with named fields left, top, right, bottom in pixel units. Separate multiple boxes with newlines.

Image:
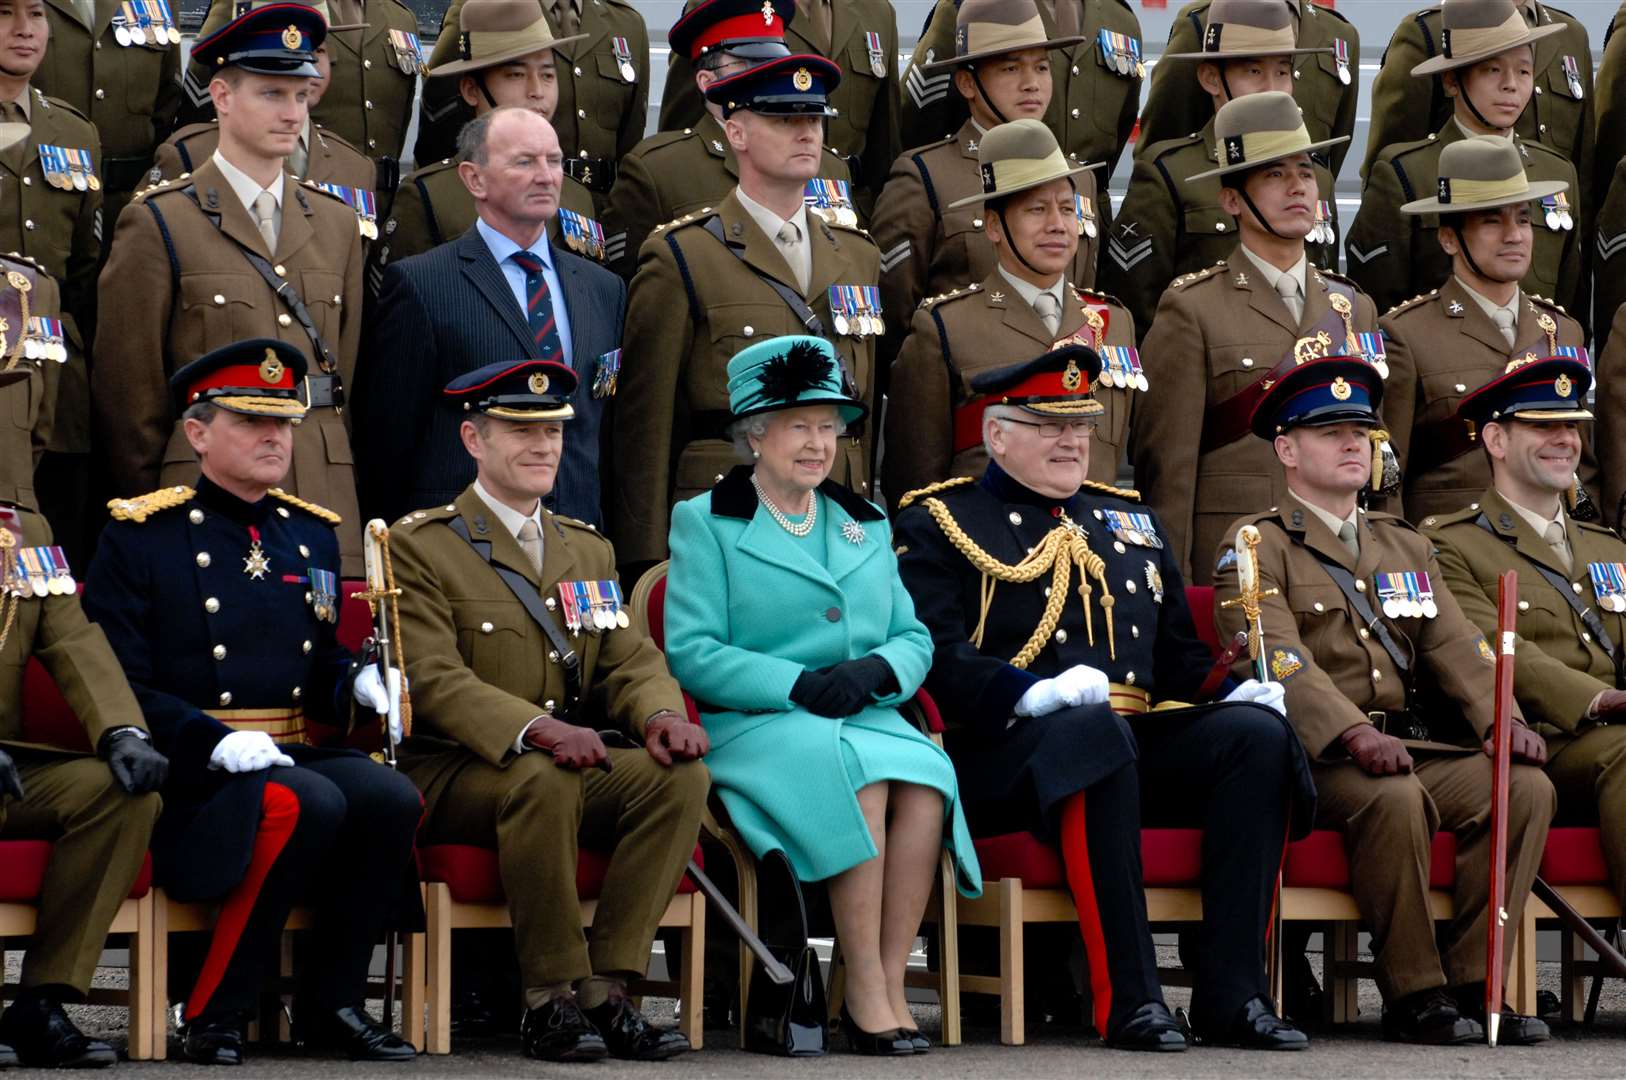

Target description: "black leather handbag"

left=743, top=850, right=828, bottom=1056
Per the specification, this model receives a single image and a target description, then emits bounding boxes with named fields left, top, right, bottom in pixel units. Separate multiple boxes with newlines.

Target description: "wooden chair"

left=1533, top=827, right=1621, bottom=1022
left=3, top=658, right=158, bottom=1059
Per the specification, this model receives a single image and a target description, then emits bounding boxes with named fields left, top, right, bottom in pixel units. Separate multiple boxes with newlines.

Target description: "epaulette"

left=638, top=128, right=703, bottom=158
left=654, top=207, right=713, bottom=234
left=1418, top=504, right=1482, bottom=531
left=1527, top=293, right=1568, bottom=315
left=132, top=174, right=187, bottom=201
left=897, top=475, right=975, bottom=510
left=1170, top=264, right=1224, bottom=290
left=37, top=90, right=91, bottom=126
left=394, top=503, right=458, bottom=529
left=1315, top=265, right=1359, bottom=287
left=108, top=486, right=195, bottom=523
left=1144, top=130, right=1205, bottom=164
left=405, top=157, right=457, bottom=182
left=0, top=250, right=44, bottom=273
left=552, top=512, right=610, bottom=544
left=1577, top=519, right=1623, bottom=539
left=1382, top=290, right=1438, bottom=318
left=918, top=281, right=981, bottom=310
left=170, top=120, right=219, bottom=144
left=1080, top=479, right=1140, bottom=501
left=1071, top=284, right=1129, bottom=310
left=312, top=123, right=363, bottom=154
left=267, top=487, right=341, bottom=525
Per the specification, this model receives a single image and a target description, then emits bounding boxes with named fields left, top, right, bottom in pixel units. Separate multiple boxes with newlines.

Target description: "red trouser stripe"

left=185, top=782, right=301, bottom=1022
left=1059, top=791, right=1113, bottom=1037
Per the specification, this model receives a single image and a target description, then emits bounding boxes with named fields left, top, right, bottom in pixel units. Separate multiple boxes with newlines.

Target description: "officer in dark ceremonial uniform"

left=0, top=366, right=165, bottom=1071
left=894, top=345, right=1312, bottom=1052
left=82, top=340, right=422, bottom=1067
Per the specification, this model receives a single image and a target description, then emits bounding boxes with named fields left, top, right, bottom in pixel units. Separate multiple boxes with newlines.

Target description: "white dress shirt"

left=476, top=216, right=576, bottom=366
left=735, top=186, right=814, bottom=293
left=212, top=149, right=284, bottom=237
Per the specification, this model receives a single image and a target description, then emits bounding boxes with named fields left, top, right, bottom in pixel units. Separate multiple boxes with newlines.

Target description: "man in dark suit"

left=357, top=105, right=625, bottom=527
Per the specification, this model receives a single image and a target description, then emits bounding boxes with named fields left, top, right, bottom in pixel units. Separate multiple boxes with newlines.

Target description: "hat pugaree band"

left=171, top=338, right=310, bottom=419
left=1162, top=0, right=1329, bottom=60
left=948, top=118, right=1099, bottom=209
left=1186, top=90, right=1349, bottom=182
left=1398, top=134, right=1569, bottom=215
left=427, top=0, right=586, bottom=78
left=920, top=0, right=1086, bottom=72
left=444, top=359, right=578, bottom=421
left=1410, top=0, right=1566, bottom=77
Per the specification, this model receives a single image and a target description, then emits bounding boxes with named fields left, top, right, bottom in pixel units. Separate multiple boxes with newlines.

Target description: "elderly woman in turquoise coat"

left=665, top=335, right=980, bottom=1055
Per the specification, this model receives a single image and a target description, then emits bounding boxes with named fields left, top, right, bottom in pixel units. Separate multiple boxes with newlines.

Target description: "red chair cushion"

left=1540, top=827, right=1610, bottom=886
left=646, top=572, right=669, bottom=652
left=419, top=843, right=702, bottom=905
left=0, top=840, right=151, bottom=901
left=334, top=581, right=374, bottom=655
left=1285, top=829, right=1456, bottom=890
left=972, top=828, right=1204, bottom=891
left=1186, top=586, right=1219, bottom=656
left=20, top=657, right=92, bottom=753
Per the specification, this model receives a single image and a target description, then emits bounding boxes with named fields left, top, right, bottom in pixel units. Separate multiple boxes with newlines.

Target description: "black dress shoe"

left=838, top=1005, right=913, bottom=1055
left=900, top=1028, right=930, bottom=1052
left=1380, top=988, right=1483, bottom=1045
left=1282, top=948, right=1326, bottom=1027
left=0, top=1040, right=15, bottom=1068
left=1201, top=996, right=1309, bottom=1051
left=520, top=996, right=607, bottom=1062
left=449, top=990, right=499, bottom=1038
left=1449, top=984, right=1550, bottom=1046
left=1104, top=1002, right=1187, bottom=1052
left=180, top=1019, right=245, bottom=1066
left=581, top=997, right=689, bottom=1061
left=0, top=994, right=116, bottom=1068
left=296, top=1004, right=416, bottom=1061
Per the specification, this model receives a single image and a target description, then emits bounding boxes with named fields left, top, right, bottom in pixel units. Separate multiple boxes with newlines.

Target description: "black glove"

left=0, top=746, right=21, bottom=800
left=99, top=729, right=169, bottom=795
left=790, top=657, right=893, bottom=718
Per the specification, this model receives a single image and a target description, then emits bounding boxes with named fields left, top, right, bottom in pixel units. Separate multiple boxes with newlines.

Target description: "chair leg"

left=936, top=852, right=961, bottom=1047
left=399, top=895, right=427, bottom=1052
left=678, top=895, right=705, bottom=1050
left=1511, top=903, right=1538, bottom=1018
left=151, top=891, right=170, bottom=1061
left=998, top=879, right=1023, bottom=1046
left=732, top=847, right=758, bottom=1050
left=128, top=893, right=154, bottom=1061
left=424, top=884, right=453, bottom=1055
left=1561, top=926, right=1586, bottom=1024
left=1329, top=920, right=1358, bottom=1025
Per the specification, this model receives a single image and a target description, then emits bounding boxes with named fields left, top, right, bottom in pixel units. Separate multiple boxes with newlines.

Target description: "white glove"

left=1226, top=678, right=1287, bottom=717
left=210, top=730, right=295, bottom=774
left=353, top=664, right=405, bottom=744
left=1053, top=664, right=1111, bottom=708
left=1015, top=677, right=1064, bottom=718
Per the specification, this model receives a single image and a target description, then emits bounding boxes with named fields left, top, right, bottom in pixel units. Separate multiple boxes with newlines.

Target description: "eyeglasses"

left=999, top=416, right=1099, bottom=438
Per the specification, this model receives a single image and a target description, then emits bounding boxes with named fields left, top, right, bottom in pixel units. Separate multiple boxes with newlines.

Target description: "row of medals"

left=832, top=307, right=884, bottom=338
left=113, top=17, right=181, bottom=47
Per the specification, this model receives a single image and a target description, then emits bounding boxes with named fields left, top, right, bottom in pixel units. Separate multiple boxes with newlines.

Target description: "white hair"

left=982, top=402, right=1023, bottom=458
left=728, top=407, right=849, bottom=460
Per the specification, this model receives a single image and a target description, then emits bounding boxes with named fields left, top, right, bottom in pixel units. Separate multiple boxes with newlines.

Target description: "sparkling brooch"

left=841, top=520, right=867, bottom=546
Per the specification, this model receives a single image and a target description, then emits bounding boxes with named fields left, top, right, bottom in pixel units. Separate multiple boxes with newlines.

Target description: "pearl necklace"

left=751, top=473, right=817, bottom=537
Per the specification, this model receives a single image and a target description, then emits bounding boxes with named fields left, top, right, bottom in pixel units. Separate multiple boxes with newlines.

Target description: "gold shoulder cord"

left=924, top=497, right=1115, bottom=667
left=0, top=269, right=31, bottom=373
left=0, top=530, right=21, bottom=655
left=358, top=520, right=411, bottom=749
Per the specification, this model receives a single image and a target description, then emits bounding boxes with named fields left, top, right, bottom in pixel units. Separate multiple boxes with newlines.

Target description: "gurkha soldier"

left=370, top=0, right=603, bottom=286
left=1595, top=1, right=1626, bottom=206
left=413, top=0, right=648, bottom=216
left=94, top=5, right=367, bottom=574
left=601, top=0, right=853, bottom=278
left=1214, top=355, right=1555, bottom=1046
left=611, top=54, right=880, bottom=572
left=660, top=0, right=899, bottom=213
left=1137, top=0, right=1359, bottom=177
left=1345, top=0, right=1582, bottom=321
left=898, top=0, right=1141, bottom=186
left=886, top=120, right=1137, bottom=500
left=1131, top=92, right=1381, bottom=585
left=1602, top=286, right=1626, bottom=527
left=1592, top=20, right=1626, bottom=358
left=871, top=0, right=1102, bottom=344
left=1363, top=0, right=1593, bottom=219
left=183, top=0, right=422, bottom=168
left=1379, top=136, right=1593, bottom=525
left=1426, top=357, right=1626, bottom=938
left=1098, top=0, right=1341, bottom=342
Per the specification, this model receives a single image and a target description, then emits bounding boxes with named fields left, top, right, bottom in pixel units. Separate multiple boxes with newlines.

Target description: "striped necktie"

left=509, top=250, right=565, bottom=364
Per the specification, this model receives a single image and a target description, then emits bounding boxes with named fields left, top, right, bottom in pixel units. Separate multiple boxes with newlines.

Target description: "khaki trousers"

left=1547, top=723, right=1626, bottom=906
left=2, top=755, right=160, bottom=994
left=409, top=746, right=708, bottom=997
left=1312, top=753, right=1554, bottom=1001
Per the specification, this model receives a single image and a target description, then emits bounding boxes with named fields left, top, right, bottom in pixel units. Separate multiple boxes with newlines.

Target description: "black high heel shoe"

left=899, top=1028, right=930, bottom=1052
left=838, top=1005, right=914, bottom=1056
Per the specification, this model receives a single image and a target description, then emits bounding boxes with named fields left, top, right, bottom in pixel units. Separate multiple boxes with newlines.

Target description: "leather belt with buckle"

left=563, top=156, right=616, bottom=194
left=300, top=374, right=345, bottom=410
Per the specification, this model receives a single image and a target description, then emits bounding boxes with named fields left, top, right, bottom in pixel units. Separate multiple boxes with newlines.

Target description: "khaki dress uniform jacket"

left=1594, top=2, right=1626, bottom=199
left=0, top=257, right=65, bottom=511
left=1428, top=488, right=1626, bottom=904
left=1099, top=118, right=1340, bottom=341
left=391, top=486, right=707, bottom=987
left=1346, top=123, right=1582, bottom=319
left=899, top=0, right=1142, bottom=180
left=1136, top=0, right=1359, bottom=177
left=1599, top=302, right=1626, bottom=526
left=610, top=190, right=880, bottom=567
left=92, top=160, right=366, bottom=573
left=1591, top=154, right=1626, bottom=357
left=413, top=0, right=649, bottom=213
left=870, top=118, right=1100, bottom=340
left=1131, top=253, right=1379, bottom=584
left=884, top=271, right=1134, bottom=500
left=1380, top=280, right=1592, bottom=524
left=1214, top=495, right=1555, bottom=1000
left=602, top=111, right=853, bottom=278
left=152, top=121, right=376, bottom=192
left=0, top=503, right=158, bottom=995
left=185, top=0, right=421, bottom=164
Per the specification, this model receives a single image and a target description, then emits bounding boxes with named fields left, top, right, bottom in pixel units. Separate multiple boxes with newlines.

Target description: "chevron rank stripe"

left=878, top=240, right=911, bottom=274
left=1347, top=243, right=1388, bottom=265
left=1107, top=236, right=1152, bottom=272
left=1599, top=229, right=1626, bottom=261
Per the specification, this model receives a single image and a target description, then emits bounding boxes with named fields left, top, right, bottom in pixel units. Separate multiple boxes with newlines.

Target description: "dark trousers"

left=1136, top=703, right=1292, bottom=1029
left=185, top=757, right=421, bottom=1022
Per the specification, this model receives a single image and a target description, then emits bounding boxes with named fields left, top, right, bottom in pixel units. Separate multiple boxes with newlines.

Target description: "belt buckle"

left=1367, top=710, right=1388, bottom=735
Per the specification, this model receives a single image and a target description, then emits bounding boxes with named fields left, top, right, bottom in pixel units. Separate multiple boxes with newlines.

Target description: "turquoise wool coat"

left=665, top=467, right=981, bottom=896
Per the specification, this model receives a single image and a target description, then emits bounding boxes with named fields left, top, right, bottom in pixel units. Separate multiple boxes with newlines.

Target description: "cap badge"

left=281, top=24, right=302, bottom=49
left=259, top=349, right=284, bottom=384
left=792, top=66, right=813, bottom=91
left=528, top=371, right=551, bottom=394
left=1555, top=373, right=1573, bottom=398
left=1330, top=376, right=1352, bottom=401
left=1062, top=357, right=1082, bottom=391
left=761, top=0, right=774, bottom=25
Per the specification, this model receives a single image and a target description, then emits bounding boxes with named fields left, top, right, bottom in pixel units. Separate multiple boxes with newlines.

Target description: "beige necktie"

left=517, top=519, right=543, bottom=573
left=1544, top=520, right=1572, bottom=572
left=1337, top=521, right=1359, bottom=559
left=1034, top=292, right=1062, bottom=338
left=775, top=221, right=809, bottom=293
left=550, top=0, right=579, bottom=39
left=797, top=0, right=831, bottom=53
left=1277, top=275, right=1304, bottom=325
left=1493, top=306, right=1517, bottom=347
left=252, top=190, right=278, bottom=253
